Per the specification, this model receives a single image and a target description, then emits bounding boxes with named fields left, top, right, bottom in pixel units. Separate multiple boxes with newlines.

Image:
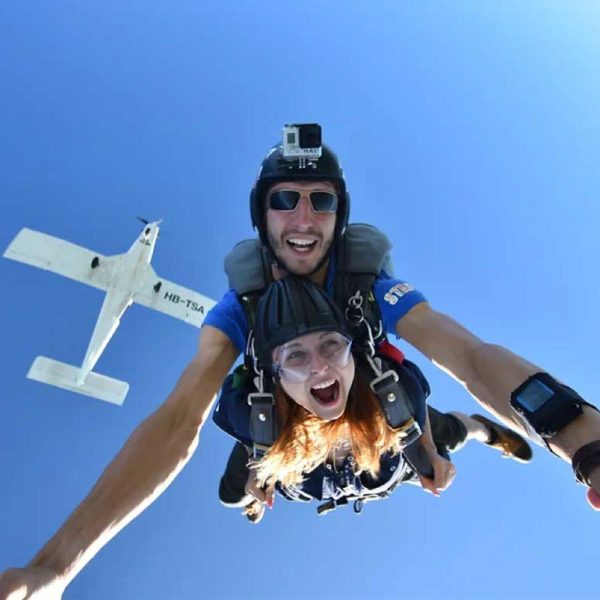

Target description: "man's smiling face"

left=264, top=180, right=337, bottom=276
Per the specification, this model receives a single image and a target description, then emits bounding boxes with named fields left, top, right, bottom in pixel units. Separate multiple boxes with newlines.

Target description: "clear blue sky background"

left=1, top=2, right=599, bottom=599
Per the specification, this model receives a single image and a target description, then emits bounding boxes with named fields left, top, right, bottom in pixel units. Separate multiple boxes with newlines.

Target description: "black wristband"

left=571, top=440, right=600, bottom=486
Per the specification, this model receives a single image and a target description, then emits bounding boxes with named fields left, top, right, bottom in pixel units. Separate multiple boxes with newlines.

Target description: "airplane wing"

left=3, top=228, right=121, bottom=291
left=133, top=266, right=216, bottom=328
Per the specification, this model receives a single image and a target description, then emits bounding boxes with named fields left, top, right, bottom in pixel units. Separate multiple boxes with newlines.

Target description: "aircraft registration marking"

left=163, top=291, right=205, bottom=313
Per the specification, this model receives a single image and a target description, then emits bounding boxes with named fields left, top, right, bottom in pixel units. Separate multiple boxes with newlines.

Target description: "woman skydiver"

left=214, top=275, right=532, bottom=522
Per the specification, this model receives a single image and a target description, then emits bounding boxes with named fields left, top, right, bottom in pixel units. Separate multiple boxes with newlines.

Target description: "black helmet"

left=253, top=275, right=350, bottom=371
left=249, top=142, right=351, bottom=247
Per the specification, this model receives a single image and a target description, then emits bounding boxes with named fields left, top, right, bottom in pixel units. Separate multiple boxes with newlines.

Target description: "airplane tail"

left=27, top=356, right=129, bottom=405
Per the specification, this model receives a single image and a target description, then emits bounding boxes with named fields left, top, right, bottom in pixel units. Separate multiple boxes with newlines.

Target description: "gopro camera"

left=282, top=123, right=322, bottom=161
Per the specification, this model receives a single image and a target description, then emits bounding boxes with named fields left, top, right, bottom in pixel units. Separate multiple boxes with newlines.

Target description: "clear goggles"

left=272, top=331, right=352, bottom=384
left=267, top=189, right=338, bottom=213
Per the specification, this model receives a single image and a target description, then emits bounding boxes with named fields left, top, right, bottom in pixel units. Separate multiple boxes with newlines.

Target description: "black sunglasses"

left=268, top=190, right=338, bottom=213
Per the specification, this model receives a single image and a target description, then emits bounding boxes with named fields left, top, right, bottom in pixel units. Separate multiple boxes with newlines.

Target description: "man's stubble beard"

left=266, top=230, right=334, bottom=277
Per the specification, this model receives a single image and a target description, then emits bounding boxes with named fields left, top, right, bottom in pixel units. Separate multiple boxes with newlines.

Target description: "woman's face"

left=272, top=331, right=355, bottom=421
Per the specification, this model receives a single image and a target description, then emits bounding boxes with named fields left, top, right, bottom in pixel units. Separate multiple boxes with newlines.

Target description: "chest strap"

left=247, top=391, right=277, bottom=458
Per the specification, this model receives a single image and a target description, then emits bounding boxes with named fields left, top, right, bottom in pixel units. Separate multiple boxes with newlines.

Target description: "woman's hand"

left=244, top=471, right=275, bottom=508
left=417, top=454, right=456, bottom=497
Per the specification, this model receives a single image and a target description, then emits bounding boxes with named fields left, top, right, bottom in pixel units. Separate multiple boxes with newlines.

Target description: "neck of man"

left=271, top=259, right=330, bottom=287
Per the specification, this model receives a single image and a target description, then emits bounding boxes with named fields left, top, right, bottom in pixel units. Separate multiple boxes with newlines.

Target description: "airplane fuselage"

left=4, top=219, right=215, bottom=404
left=77, top=223, right=161, bottom=384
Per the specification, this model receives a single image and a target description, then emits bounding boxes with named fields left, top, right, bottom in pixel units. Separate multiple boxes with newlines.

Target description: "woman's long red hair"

left=255, top=367, right=402, bottom=488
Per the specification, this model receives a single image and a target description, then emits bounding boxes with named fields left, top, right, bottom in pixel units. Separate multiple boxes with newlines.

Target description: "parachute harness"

left=221, top=225, right=437, bottom=513
left=246, top=333, right=278, bottom=458
left=345, top=290, right=422, bottom=447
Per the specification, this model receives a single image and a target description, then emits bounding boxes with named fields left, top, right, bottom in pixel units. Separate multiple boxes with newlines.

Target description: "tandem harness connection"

left=218, top=224, right=436, bottom=514
left=243, top=286, right=435, bottom=515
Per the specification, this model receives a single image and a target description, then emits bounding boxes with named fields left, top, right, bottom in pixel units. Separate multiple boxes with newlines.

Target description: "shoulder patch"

left=383, top=282, right=415, bottom=305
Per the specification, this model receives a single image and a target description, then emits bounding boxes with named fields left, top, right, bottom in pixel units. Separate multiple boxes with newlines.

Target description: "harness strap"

left=402, top=444, right=435, bottom=480
left=224, top=225, right=433, bottom=479
left=370, top=368, right=422, bottom=445
left=334, top=223, right=392, bottom=350
left=361, top=352, right=435, bottom=479
left=247, top=392, right=278, bottom=458
left=316, top=451, right=411, bottom=515
left=225, top=240, right=272, bottom=296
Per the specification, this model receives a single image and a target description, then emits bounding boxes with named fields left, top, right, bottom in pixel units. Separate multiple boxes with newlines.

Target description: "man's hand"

left=1, top=325, right=238, bottom=596
left=417, top=454, right=456, bottom=497
left=587, top=489, right=600, bottom=510
left=398, top=303, right=600, bottom=513
left=0, top=566, right=65, bottom=600
left=585, top=465, right=600, bottom=511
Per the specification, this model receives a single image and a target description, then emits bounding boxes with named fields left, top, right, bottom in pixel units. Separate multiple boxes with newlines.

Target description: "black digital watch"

left=510, top=372, right=584, bottom=438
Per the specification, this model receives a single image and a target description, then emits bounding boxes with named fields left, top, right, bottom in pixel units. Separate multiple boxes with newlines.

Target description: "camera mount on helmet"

left=281, top=123, right=323, bottom=163
left=249, top=123, right=351, bottom=251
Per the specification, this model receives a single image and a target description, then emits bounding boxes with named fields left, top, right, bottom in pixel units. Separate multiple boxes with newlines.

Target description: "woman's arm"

left=412, top=408, right=456, bottom=495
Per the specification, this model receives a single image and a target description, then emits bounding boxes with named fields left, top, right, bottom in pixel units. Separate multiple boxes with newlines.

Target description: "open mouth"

left=310, top=379, right=340, bottom=406
left=286, top=238, right=318, bottom=254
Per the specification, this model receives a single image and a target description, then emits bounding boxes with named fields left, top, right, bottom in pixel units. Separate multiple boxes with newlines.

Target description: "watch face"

left=516, top=379, right=554, bottom=412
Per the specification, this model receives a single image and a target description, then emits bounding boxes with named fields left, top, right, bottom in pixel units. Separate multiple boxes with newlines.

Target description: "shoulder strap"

left=224, top=237, right=274, bottom=333
left=337, top=223, right=393, bottom=276
left=224, top=238, right=273, bottom=295
left=224, top=238, right=279, bottom=455
left=334, top=224, right=393, bottom=350
left=222, top=226, right=396, bottom=456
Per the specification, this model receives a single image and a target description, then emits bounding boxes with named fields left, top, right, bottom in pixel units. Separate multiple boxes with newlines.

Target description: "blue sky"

left=1, top=2, right=599, bottom=599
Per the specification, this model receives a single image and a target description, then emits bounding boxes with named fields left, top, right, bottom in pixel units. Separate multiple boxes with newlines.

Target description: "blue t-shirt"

left=203, top=265, right=427, bottom=355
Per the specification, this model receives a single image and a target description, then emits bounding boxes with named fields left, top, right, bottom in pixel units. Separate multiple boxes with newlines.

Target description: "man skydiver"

left=1, top=123, right=600, bottom=600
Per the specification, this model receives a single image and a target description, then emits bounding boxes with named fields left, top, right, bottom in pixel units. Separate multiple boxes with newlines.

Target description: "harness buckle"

left=345, top=290, right=365, bottom=325
left=250, top=442, right=271, bottom=459
left=394, top=418, right=422, bottom=447
left=247, top=392, right=275, bottom=407
left=370, top=369, right=421, bottom=443
left=317, top=497, right=349, bottom=516
left=344, top=290, right=384, bottom=358
left=247, top=392, right=277, bottom=455
left=369, top=368, right=399, bottom=393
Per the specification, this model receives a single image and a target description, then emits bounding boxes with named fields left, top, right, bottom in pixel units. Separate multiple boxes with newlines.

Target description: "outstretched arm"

left=396, top=302, right=600, bottom=505
left=0, top=325, right=238, bottom=599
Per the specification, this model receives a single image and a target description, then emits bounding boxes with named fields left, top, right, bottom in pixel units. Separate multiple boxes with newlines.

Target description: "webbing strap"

left=225, top=224, right=395, bottom=457
left=247, top=392, right=278, bottom=458
left=225, top=240, right=272, bottom=295
left=370, top=370, right=417, bottom=435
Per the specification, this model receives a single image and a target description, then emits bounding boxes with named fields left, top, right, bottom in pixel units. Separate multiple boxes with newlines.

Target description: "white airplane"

left=3, top=220, right=216, bottom=406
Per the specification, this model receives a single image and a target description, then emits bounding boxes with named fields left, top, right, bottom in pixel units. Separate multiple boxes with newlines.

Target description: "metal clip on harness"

left=247, top=335, right=277, bottom=458
left=345, top=290, right=434, bottom=479
left=347, top=290, right=421, bottom=444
